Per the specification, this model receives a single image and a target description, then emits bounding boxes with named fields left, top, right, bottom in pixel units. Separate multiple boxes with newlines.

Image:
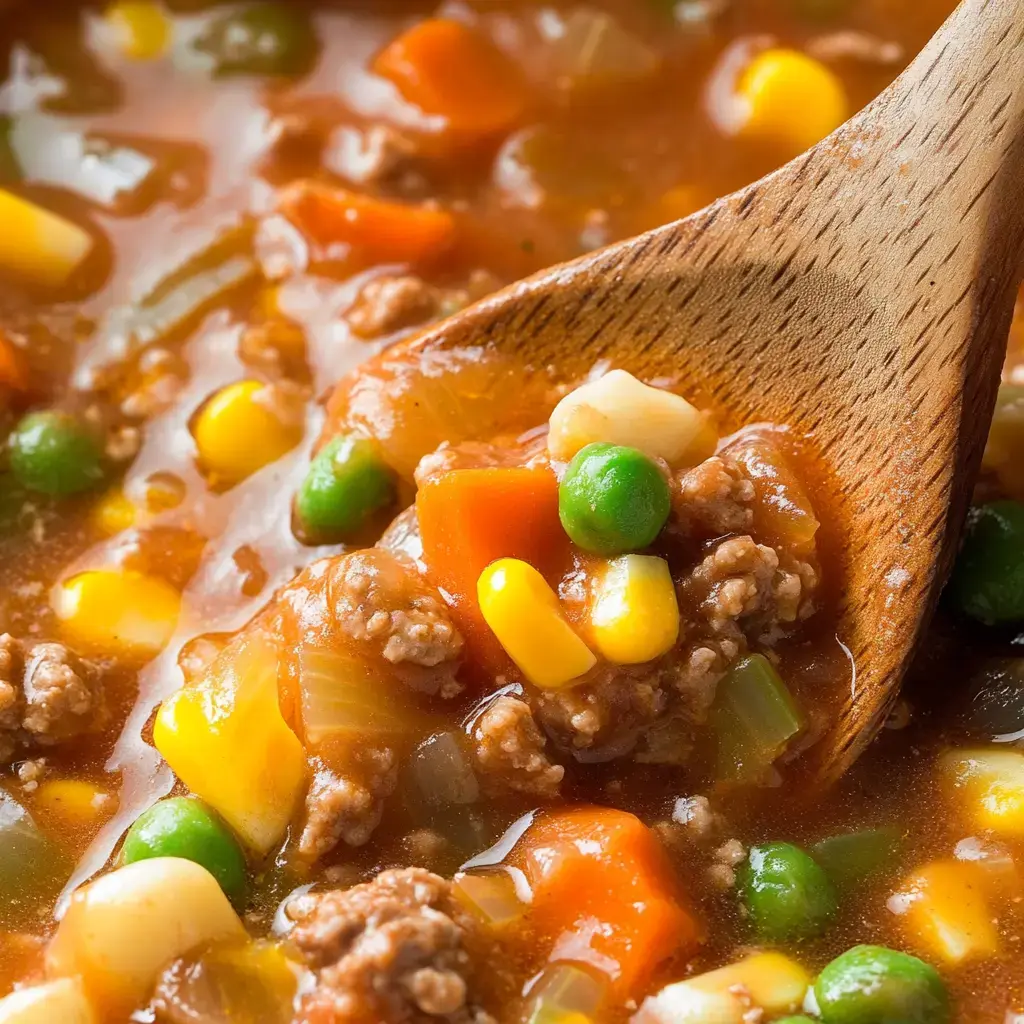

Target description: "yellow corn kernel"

left=478, top=558, right=596, bottom=689
left=34, top=780, right=115, bottom=830
left=92, top=489, right=138, bottom=536
left=53, top=570, right=180, bottom=657
left=736, top=48, right=848, bottom=154
left=0, top=189, right=92, bottom=288
left=548, top=369, right=716, bottom=467
left=636, top=952, right=809, bottom=1023
left=890, top=859, right=999, bottom=965
left=106, top=1, right=172, bottom=60
left=941, top=748, right=1024, bottom=836
left=0, top=978, right=95, bottom=1024
left=154, top=632, right=306, bottom=854
left=47, top=857, right=244, bottom=1017
left=590, top=555, right=679, bottom=664
left=193, top=380, right=303, bottom=486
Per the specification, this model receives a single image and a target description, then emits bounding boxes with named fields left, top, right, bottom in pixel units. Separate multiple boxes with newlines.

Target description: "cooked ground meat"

left=324, top=123, right=425, bottom=193
left=288, top=867, right=495, bottom=1024
left=299, top=747, right=398, bottom=859
left=0, top=636, right=105, bottom=764
left=672, top=455, right=754, bottom=538
left=471, top=694, right=564, bottom=798
left=347, top=276, right=445, bottom=340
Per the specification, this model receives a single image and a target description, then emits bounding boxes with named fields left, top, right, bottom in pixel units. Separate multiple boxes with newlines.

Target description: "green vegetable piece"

left=9, top=411, right=106, bottom=496
left=295, top=434, right=396, bottom=541
left=558, top=442, right=671, bottom=555
left=0, top=790, right=70, bottom=928
left=815, top=945, right=950, bottom=1024
left=711, top=654, right=805, bottom=782
left=950, top=500, right=1024, bottom=624
left=740, top=841, right=837, bottom=941
left=811, top=826, right=902, bottom=888
left=775, top=1018, right=817, bottom=1024
left=195, top=3, right=319, bottom=78
left=122, top=797, right=247, bottom=904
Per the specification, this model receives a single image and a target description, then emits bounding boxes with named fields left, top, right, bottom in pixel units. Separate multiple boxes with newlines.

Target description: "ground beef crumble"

left=672, top=455, right=754, bottom=538
left=0, top=635, right=106, bottom=764
left=472, top=694, right=563, bottom=798
left=288, top=868, right=495, bottom=1024
left=347, top=276, right=445, bottom=340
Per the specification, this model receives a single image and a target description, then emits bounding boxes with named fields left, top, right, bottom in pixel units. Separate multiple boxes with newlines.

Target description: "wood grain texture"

left=402, top=0, right=1024, bottom=783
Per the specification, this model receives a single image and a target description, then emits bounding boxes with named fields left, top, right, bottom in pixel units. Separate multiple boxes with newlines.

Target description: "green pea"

left=740, top=841, right=837, bottom=941
left=815, top=945, right=950, bottom=1024
left=122, top=797, right=247, bottom=905
left=295, top=434, right=396, bottom=542
left=9, top=411, right=105, bottom=496
left=195, top=3, right=319, bottom=78
left=558, top=442, right=671, bottom=555
left=950, top=501, right=1024, bottom=624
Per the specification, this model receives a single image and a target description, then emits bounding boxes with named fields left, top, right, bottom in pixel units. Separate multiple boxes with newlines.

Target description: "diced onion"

left=453, top=868, right=525, bottom=926
left=526, top=962, right=608, bottom=1024
left=411, top=732, right=480, bottom=806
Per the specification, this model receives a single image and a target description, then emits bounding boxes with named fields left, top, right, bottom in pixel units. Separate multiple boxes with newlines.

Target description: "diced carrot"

left=373, top=19, right=529, bottom=140
left=516, top=807, right=702, bottom=998
left=0, top=332, right=28, bottom=392
left=276, top=181, right=455, bottom=272
left=416, top=467, right=568, bottom=673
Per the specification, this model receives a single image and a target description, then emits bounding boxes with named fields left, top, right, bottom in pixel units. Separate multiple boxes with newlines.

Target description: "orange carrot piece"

left=0, top=332, right=28, bottom=392
left=277, top=181, right=455, bottom=270
left=373, top=19, right=529, bottom=139
left=516, top=807, right=702, bottom=997
left=416, top=467, right=567, bottom=672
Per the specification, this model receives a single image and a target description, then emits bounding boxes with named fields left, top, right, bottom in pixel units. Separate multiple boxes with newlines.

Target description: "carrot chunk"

left=516, top=807, right=702, bottom=997
left=416, top=467, right=567, bottom=672
left=0, top=332, right=28, bottom=392
left=276, top=181, right=455, bottom=271
left=373, top=19, right=529, bottom=140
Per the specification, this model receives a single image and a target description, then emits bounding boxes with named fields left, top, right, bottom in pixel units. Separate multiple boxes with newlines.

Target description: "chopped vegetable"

left=9, top=410, right=105, bottom=496
left=294, top=434, right=396, bottom=543
left=0, top=979, right=95, bottom=1024
left=194, top=3, right=318, bottom=77
left=54, top=569, right=181, bottom=657
left=193, top=380, right=303, bottom=487
left=548, top=370, right=715, bottom=466
left=105, top=1, right=172, bottom=60
left=0, top=790, right=68, bottom=928
left=34, top=779, right=114, bottom=830
left=410, top=732, right=480, bottom=807
left=526, top=962, right=608, bottom=1024
left=516, top=807, right=701, bottom=997
left=950, top=501, right=1024, bottom=624
left=814, top=945, right=950, bottom=1024
left=711, top=654, right=805, bottom=781
left=811, top=826, right=902, bottom=888
left=453, top=869, right=524, bottom=926
left=153, top=632, right=306, bottom=854
left=558, top=443, right=672, bottom=555
left=478, top=558, right=596, bottom=689
left=0, top=333, right=28, bottom=392
left=122, top=797, right=247, bottom=905
left=0, top=188, right=93, bottom=287
left=373, top=19, right=528, bottom=139
left=740, top=842, right=837, bottom=941
left=589, top=554, right=679, bottom=664
left=982, top=383, right=1024, bottom=499
left=940, top=748, right=1024, bottom=835
left=635, top=952, right=810, bottom=1024
left=417, top=467, right=568, bottom=669
left=889, top=859, right=999, bottom=965
left=734, top=48, right=848, bottom=154
left=47, top=857, right=244, bottom=1017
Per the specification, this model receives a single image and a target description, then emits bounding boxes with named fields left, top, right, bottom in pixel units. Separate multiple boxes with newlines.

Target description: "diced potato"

left=0, top=979, right=95, bottom=1024
left=46, top=857, right=244, bottom=1016
left=941, top=748, right=1024, bottom=836
left=0, top=189, right=93, bottom=288
left=153, top=631, right=306, bottom=854
left=548, top=370, right=715, bottom=467
left=889, top=859, right=999, bottom=965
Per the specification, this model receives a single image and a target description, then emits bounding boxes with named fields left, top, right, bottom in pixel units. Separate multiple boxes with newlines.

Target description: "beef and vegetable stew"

left=0, top=1, right=1021, bottom=1022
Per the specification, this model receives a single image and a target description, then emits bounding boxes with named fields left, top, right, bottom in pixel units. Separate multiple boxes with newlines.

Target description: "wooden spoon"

left=394, top=0, right=1024, bottom=784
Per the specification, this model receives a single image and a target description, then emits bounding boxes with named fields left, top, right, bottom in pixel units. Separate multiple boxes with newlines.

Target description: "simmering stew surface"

left=5, top=2, right=1024, bottom=1022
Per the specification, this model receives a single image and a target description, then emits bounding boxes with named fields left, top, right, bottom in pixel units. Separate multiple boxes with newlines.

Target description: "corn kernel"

left=477, top=558, right=596, bottom=689
left=34, top=780, right=115, bottom=830
left=735, top=48, right=848, bottom=154
left=53, top=570, right=180, bottom=657
left=92, top=489, right=138, bottom=536
left=106, top=1, right=172, bottom=61
left=941, top=748, right=1024, bottom=836
left=0, top=978, right=95, bottom=1024
left=0, top=189, right=93, bottom=288
left=548, top=370, right=716, bottom=467
left=193, top=380, right=303, bottom=486
left=889, top=859, right=999, bottom=965
left=590, top=555, right=679, bottom=664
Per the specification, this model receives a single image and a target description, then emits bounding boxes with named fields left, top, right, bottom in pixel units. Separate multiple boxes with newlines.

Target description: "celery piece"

left=711, top=654, right=804, bottom=782
left=811, top=827, right=902, bottom=888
